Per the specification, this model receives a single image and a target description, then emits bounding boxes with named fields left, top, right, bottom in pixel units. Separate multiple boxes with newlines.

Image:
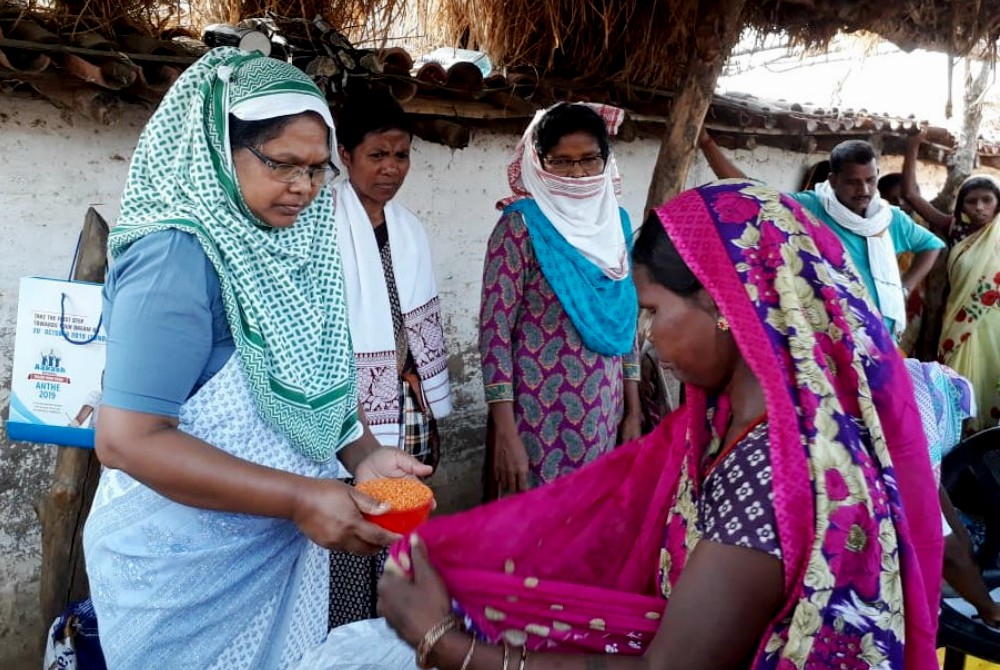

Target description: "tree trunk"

left=37, top=207, right=109, bottom=637
left=915, top=60, right=992, bottom=362
left=933, top=60, right=992, bottom=211
left=643, top=0, right=747, bottom=211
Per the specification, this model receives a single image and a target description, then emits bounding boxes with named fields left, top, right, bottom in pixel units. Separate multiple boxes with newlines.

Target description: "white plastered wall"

left=0, top=96, right=946, bottom=667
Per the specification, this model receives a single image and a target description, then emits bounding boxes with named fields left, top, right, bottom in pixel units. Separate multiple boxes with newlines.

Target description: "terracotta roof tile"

left=1, top=10, right=996, bottom=163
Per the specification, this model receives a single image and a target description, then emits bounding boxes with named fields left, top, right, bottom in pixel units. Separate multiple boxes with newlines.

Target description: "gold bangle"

left=416, top=615, right=458, bottom=669
left=517, top=645, right=527, bottom=670
left=458, top=635, right=477, bottom=670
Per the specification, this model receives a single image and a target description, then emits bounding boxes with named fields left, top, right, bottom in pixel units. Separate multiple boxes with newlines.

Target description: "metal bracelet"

left=459, top=635, right=477, bottom=670
left=416, top=615, right=458, bottom=669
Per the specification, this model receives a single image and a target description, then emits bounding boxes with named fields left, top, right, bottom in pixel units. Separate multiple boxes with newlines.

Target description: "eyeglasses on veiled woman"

left=542, top=154, right=606, bottom=176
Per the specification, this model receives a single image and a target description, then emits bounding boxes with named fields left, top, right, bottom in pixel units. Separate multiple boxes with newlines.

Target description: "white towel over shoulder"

left=814, top=180, right=906, bottom=336
left=335, top=181, right=452, bottom=448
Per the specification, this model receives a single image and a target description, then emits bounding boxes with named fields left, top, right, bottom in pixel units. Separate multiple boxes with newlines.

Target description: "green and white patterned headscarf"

left=110, top=48, right=360, bottom=462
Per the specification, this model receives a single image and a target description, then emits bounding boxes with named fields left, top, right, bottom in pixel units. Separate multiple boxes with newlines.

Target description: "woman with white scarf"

left=330, top=88, right=452, bottom=627
left=480, top=102, right=642, bottom=499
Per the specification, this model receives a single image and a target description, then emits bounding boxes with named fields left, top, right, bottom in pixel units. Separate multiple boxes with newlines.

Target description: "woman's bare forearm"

left=96, top=405, right=312, bottom=519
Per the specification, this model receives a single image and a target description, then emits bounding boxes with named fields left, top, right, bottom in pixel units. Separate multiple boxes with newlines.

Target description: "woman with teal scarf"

left=83, top=49, right=429, bottom=669
left=480, top=102, right=641, bottom=497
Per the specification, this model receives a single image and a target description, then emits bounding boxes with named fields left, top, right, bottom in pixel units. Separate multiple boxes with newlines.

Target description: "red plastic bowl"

left=356, top=478, right=435, bottom=534
left=362, top=500, right=432, bottom=534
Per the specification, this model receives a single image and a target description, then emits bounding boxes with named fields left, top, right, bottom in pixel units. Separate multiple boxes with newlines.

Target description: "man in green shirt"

left=698, top=132, right=944, bottom=338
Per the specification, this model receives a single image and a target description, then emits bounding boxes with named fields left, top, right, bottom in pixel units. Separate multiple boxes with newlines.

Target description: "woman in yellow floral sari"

left=937, top=176, right=1000, bottom=431
left=901, top=134, right=1000, bottom=430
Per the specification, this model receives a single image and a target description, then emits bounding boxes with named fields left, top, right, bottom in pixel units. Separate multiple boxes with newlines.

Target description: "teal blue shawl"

left=508, top=199, right=637, bottom=356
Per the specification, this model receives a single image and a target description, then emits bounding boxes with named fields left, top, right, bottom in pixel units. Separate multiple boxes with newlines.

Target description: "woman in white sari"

left=84, top=49, right=429, bottom=669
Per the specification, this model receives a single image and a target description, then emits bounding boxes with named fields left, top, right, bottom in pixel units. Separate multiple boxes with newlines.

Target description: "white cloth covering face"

left=505, top=104, right=629, bottom=279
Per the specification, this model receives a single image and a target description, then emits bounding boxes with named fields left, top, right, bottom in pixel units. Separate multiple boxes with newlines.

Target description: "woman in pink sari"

left=377, top=181, right=942, bottom=670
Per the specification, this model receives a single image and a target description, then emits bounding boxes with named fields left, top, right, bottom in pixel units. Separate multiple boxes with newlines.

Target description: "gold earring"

left=716, top=316, right=730, bottom=332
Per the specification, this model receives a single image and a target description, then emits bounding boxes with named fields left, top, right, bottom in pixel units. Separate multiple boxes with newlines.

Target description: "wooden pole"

left=643, top=0, right=747, bottom=211
left=37, top=207, right=109, bottom=636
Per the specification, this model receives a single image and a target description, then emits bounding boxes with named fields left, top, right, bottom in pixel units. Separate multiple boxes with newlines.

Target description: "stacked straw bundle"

left=419, top=0, right=1000, bottom=90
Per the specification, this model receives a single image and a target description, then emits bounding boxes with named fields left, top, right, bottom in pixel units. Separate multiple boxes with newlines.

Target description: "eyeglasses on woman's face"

left=245, top=145, right=340, bottom=186
left=542, top=154, right=606, bottom=177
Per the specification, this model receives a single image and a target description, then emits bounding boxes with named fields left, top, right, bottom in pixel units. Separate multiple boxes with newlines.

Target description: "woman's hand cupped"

left=354, top=446, right=434, bottom=484
left=291, top=478, right=400, bottom=554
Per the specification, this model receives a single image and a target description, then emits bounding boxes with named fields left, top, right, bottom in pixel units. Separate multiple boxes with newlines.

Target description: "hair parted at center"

left=534, top=103, right=610, bottom=159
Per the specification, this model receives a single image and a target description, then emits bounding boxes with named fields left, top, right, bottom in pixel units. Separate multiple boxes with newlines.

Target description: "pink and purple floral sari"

left=396, top=180, right=942, bottom=669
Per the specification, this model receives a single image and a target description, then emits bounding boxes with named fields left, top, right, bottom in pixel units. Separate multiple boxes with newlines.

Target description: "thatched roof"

left=746, top=1, right=998, bottom=56
left=4, top=1, right=998, bottom=88
left=425, top=0, right=1000, bottom=91
left=3, top=0, right=999, bottom=166
left=1, top=1, right=405, bottom=43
